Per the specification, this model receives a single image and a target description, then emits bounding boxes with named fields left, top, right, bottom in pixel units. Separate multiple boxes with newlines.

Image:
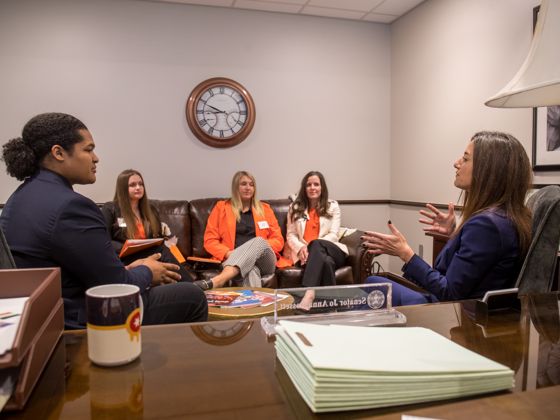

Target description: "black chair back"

left=0, top=227, right=16, bottom=269
left=516, top=185, right=560, bottom=294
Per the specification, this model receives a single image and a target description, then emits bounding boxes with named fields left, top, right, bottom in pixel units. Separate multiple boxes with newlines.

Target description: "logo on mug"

left=126, top=308, right=141, bottom=342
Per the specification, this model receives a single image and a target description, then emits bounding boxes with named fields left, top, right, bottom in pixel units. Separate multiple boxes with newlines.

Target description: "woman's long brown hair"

left=457, top=131, right=532, bottom=255
left=290, top=171, right=332, bottom=222
left=113, top=169, right=161, bottom=239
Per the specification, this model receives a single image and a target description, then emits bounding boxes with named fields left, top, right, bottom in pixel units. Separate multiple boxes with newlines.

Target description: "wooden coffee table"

left=206, top=287, right=294, bottom=320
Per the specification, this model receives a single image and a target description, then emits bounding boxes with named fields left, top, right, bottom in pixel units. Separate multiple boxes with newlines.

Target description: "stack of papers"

left=0, top=297, right=28, bottom=357
left=0, top=297, right=28, bottom=412
left=275, top=321, right=514, bottom=413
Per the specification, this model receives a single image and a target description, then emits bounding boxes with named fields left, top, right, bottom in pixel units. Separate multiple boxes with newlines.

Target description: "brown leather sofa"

left=150, top=198, right=371, bottom=289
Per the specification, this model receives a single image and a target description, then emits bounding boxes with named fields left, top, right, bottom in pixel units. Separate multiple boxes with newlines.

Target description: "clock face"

left=190, top=321, right=254, bottom=346
left=197, top=87, right=248, bottom=138
left=186, top=78, right=256, bottom=148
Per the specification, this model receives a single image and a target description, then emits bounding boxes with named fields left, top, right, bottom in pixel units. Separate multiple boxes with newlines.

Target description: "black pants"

left=301, top=239, right=347, bottom=288
left=121, top=245, right=195, bottom=282
left=142, top=282, right=208, bottom=325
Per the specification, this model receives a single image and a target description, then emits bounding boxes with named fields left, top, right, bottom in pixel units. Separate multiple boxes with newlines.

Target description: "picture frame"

left=532, top=107, right=560, bottom=171
left=531, top=6, right=560, bottom=171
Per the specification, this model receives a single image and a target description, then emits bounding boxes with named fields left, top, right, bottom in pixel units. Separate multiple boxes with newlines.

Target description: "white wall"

left=387, top=0, right=556, bottom=271
left=0, top=0, right=391, bottom=234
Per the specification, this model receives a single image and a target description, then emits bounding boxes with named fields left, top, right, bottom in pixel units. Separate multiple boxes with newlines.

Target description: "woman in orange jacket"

left=194, top=171, right=284, bottom=290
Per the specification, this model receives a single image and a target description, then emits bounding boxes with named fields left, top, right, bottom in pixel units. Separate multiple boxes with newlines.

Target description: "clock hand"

left=205, top=104, right=226, bottom=114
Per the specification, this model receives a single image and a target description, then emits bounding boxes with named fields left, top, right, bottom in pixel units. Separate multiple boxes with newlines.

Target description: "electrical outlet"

left=418, top=244, right=424, bottom=258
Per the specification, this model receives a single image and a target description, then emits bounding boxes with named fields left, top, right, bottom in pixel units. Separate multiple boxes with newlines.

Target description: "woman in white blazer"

left=285, top=171, right=348, bottom=310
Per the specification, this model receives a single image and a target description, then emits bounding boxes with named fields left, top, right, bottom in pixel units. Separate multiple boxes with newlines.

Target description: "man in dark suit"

left=0, top=113, right=207, bottom=328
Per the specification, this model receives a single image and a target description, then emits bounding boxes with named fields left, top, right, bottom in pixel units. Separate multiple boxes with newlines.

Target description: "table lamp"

left=485, top=0, right=560, bottom=108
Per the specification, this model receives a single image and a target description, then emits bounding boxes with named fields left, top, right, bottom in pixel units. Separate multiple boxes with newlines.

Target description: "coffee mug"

left=86, top=284, right=143, bottom=366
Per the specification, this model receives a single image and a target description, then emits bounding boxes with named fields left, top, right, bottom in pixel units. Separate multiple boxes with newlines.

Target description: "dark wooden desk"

left=3, top=295, right=560, bottom=419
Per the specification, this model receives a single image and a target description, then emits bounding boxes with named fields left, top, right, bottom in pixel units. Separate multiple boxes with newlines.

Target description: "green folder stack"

left=275, top=320, right=514, bottom=413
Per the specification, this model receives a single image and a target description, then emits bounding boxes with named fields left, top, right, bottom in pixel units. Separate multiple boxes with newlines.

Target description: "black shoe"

left=194, top=279, right=213, bottom=291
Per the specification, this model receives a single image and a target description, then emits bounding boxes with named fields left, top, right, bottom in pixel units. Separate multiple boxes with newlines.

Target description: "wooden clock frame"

left=186, top=77, right=256, bottom=148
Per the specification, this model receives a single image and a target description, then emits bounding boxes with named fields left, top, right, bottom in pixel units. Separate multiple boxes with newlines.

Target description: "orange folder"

left=118, top=238, right=164, bottom=258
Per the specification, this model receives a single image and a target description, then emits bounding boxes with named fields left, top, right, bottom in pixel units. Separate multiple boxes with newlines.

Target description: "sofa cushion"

left=189, top=198, right=223, bottom=258
left=261, top=198, right=291, bottom=238
left=150, top=200, right=191, bottom=258
left=277, top=265, right=353, bottom=288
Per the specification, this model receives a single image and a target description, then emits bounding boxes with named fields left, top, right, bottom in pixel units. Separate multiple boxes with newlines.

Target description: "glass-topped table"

left=2, top=294, right=560, bottom=419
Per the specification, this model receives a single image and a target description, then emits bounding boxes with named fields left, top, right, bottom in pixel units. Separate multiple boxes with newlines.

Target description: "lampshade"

left=485, top=0, right=560, bottom=108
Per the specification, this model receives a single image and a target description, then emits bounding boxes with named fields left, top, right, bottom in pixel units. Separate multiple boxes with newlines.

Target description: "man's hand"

left=129, top=253, right=181, bottom=286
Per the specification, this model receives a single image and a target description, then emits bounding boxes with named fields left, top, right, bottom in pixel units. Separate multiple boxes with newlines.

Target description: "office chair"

left=515, top=185, right=560, bottom=295
left=0, top=226, right=16, bottom=269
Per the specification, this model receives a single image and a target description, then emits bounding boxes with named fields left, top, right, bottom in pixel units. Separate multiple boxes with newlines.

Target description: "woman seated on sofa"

left=285, top=171, right=348, bottom=310
left=361, top=131, right=532, bottom=306
left=194, top=171, right=284, bottom=290
left=102, top=169, right=193, bottom=282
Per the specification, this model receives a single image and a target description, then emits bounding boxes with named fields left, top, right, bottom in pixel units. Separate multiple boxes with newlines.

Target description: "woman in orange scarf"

left=285, top=171, right=348, bottom=310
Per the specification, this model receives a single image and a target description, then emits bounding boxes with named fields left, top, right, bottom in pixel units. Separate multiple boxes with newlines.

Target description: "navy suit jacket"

left=0, top=169, right=151, bottom=328
left=403, top=209, right=522, bottom=301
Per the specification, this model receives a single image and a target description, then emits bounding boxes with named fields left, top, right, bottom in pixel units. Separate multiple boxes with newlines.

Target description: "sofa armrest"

left=340, top=230, right=372, bottom=284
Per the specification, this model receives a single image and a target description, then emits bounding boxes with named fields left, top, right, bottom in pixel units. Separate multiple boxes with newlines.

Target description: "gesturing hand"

left=419, top=203, right=456, bottom=236
left=361, top=222, right=414, bottom=263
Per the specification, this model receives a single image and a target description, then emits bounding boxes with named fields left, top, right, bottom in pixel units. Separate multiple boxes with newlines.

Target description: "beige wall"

left=386, top=0, right=556, bottom=271
left=0, top=0, right=391, bottom=234
left=1, top=0, right=556, bottom=272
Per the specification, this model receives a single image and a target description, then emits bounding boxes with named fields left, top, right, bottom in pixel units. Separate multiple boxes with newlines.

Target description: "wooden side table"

left=424, top=232, right=450, bottom=265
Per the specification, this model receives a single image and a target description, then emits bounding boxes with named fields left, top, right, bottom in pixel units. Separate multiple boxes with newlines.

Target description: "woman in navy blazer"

left=362, top=131, right=532, bottom=305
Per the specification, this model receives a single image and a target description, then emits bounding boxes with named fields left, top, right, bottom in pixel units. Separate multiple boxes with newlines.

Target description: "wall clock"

left=186, top=77, right=256, bottom=148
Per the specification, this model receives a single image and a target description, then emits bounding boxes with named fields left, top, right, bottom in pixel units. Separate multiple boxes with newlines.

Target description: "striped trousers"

left=223, top=237, right=276, bottom=287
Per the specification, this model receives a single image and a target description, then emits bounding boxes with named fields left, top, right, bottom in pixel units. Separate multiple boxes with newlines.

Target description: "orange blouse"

left=134, top=219, right=146, bottom=239
left=303, top=208, right=320, bottom=243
